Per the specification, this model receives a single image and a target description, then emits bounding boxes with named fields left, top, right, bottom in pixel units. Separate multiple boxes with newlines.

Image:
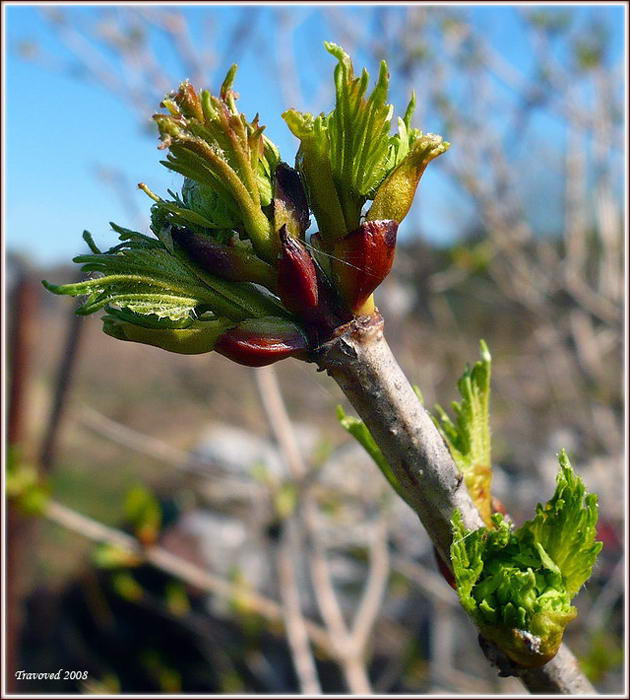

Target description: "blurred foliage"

left=124, top=483, right=162, bottom=546
left=6, top=449, right=50, bottom=516
left=579, top=628, right=624, bottom=683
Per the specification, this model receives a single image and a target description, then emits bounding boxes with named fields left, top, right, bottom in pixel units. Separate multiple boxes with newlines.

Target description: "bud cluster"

left=44, top=44, right=449, bottom=366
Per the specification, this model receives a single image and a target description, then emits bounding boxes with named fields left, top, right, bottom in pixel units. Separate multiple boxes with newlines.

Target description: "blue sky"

left=4, top=3, right=626, bottom=265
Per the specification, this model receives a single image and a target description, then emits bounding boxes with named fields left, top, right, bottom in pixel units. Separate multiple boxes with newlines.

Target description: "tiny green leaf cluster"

left=451, top=451, right=602, bottom=667
left=434, top=340, right=493, bottom=525
left=283, top=42, right=449, bottom=240
left=44, top=44, right=447, bottom=362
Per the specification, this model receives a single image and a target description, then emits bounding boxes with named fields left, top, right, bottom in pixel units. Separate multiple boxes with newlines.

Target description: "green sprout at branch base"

left=451, top=451, right=602, bottom=668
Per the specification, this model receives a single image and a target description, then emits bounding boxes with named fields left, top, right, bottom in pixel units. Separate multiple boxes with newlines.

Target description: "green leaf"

left=520, top=450, right=603, bottom=597
left=43, top=229, right=226, bottom=321
left=450, top=454, right=602, bottom=668
left=43, top=224, right=284, bottom=323
left=450, top=509, right=486, bottom=617
left=154, top=76, right=277, bottom=260
left=434, top=340, right=493, bottom=525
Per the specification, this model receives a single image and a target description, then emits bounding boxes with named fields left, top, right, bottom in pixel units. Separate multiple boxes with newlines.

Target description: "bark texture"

left=313, top=314, right=596, bottom=695
left=314, top=313, right=485, bottom=563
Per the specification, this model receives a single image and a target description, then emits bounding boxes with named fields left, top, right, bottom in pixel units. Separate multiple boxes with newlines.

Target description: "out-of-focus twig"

left=349, top=518, right=390, bottom=654
left=254, top=366, right=376, bottom=694
left=39, top=283, right=86, bottom=473
left=42, top=500, right=333, bottom=654
left=76, top=404, right=200, bottom=471
left=275, top=521, right=322, bottom=694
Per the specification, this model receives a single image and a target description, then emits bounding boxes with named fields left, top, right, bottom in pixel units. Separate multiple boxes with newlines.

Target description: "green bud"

left=451, top=453, right=602, bottom=668
left=103, top=312, right=234, bottom=355
left=368, top=134, right=450, bottom=223
left=181, top=177, right=241, bottom=229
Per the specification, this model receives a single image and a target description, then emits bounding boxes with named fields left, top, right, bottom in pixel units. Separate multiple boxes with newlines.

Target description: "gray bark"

left=313, top=313, right=485, bottom=563
left=313, top=314, right=596, bottom=695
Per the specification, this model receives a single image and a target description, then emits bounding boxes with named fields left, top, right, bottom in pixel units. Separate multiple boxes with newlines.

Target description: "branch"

left=276, top=522, right=322, bottom=694
left=315, top=314, right=485, bottom=564
left=313, top=314, right=596, bottom=695
left=253, top=366, right=372, bottom=694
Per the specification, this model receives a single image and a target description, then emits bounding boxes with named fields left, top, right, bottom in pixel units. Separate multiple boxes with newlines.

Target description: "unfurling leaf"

left=450, top=452, right=602, bottom=668
left=215, top=316, right=308, bottom=366
left=434, top=340, right=493, bottom=526
left=154, top=74, right=276, bottom=260
left=43, top=225, right=285, bottom=325
left=331, top=219, right=398, bottom=314
left=368, top=133, right=450, bottom=223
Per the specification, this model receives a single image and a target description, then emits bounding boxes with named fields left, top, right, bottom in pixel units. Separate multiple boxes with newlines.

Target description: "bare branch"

left=43, top=500, right=334, bottom=655
left=350, top=518, right=390, bottom=653
left=276, top=522, right=322, bottom=694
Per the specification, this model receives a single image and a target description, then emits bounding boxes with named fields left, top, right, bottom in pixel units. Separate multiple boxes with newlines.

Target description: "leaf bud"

left=273, top=163, right=310, bottom=239
left=171, top=227, right=277, bottom=291
left=331, top=219, right=398, bottom=313
left=215, top=316, right=308, bottom=366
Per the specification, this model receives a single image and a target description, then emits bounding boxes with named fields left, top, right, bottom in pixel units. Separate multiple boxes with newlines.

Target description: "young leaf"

left=450, top=453, right=602, bottom=668
left=43, top=224, right=284, bottom=323
left=284, top=43, right=448, bottom=240
left=434, top=340, right=493, bottom=525
left=519, top=450, right=603, bottom=597
left=324, top=42, right=394, bottom=226
left=43, top=229, right=234, bottom=321
left=154, top=74, right=277, bottom=260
